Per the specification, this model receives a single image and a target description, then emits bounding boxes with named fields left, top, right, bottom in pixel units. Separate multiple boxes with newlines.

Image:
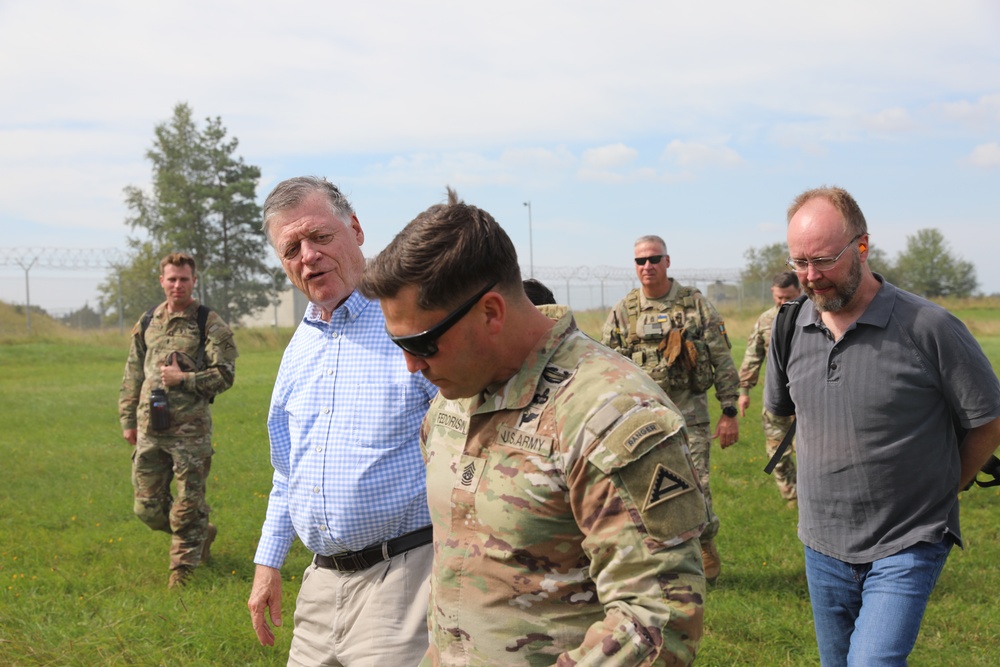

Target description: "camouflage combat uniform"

left=118, top=301, right=238, bottom=572
left=601, top=281, right=740, bottom=543
left=421, top=307, right=706, bottom=666
left=739, top=305, right=796, bottom=501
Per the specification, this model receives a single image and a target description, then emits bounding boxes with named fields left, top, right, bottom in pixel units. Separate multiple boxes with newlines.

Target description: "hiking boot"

left=201, top=523, right=217, bottom=564
left=168, top=566, right=194, bottom=589
left=701, top=539, right=721, bottom=584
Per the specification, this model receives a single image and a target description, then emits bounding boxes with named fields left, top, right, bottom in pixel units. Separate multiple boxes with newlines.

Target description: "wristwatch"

left=722, top=406, right=738, bottom=418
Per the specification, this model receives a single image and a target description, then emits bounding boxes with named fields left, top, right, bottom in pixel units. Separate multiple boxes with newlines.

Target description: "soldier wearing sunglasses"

left=601, top=235, right=741, bottom=584
left=361, top=188, right=707, bottom=666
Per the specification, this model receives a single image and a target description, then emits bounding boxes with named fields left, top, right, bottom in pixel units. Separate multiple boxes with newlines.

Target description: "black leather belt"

left=314, top=526, right=433, bottom=573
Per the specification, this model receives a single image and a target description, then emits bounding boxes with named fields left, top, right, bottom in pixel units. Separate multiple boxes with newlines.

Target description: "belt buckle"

left=335, top=551, right=368, bottom=572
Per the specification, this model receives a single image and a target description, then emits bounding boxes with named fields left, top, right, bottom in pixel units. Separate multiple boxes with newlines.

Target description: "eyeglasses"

left=635, top=255, right=665, bottom=266
left=387, top=281, right=498, bottom=358
left=786, top=235, right=862, bottom=273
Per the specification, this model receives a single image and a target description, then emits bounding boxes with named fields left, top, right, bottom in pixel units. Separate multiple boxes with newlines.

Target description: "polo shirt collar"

left=802, top=273, right=892, bottom=332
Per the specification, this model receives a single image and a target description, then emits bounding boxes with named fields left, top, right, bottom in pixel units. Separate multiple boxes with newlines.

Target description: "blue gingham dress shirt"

left=254, top=292, right=437, bottom=568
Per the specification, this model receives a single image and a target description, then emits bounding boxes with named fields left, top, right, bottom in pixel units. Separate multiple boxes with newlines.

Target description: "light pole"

left=522, top=201, right=534, bottom=278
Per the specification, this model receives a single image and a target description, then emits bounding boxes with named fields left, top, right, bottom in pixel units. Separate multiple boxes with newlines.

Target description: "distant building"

left=240, top=287, right=310, bottom=329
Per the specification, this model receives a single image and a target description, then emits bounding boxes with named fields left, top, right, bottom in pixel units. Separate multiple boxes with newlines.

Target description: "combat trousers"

left=131, top=433, right=214, bottom=571
left=762, top=409, right=797, bottom=501
left=686, top=423, right=719, bottom=542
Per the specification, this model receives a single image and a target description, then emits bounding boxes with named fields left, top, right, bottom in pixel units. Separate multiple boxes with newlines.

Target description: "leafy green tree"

left=893, top=228, right=977, bottom=298
left=102, top=103, right=276, bottom=325
left=740, top=242, right=790, bottom=303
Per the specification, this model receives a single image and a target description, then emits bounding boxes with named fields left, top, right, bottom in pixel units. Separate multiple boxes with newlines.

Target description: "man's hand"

left=712, top=415, right=739, bottom=449
left=737, top=395, right=751, bottom=417
left=160, top=353, right=187, bottom=388
left=248, top=564, right=284, bottom=646
left=123, top=428, right=137, bottom=446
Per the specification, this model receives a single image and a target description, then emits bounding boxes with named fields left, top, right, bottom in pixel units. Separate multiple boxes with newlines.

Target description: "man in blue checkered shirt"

left=248, top=177, right=437, bottom=666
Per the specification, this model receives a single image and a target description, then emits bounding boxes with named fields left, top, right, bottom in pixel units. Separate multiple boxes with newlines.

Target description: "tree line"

left=741, top=230, right=977, bottom=299
left=96, top=104, right=980, bottom=330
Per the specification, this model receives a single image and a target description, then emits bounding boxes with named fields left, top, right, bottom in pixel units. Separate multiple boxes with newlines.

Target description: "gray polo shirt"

left=764, top=277, right=1000, bottom=563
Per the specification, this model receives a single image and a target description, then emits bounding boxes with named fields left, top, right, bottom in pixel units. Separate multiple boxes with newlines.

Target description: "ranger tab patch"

left=644, top=463, right=694, bottom=511
left=624, top=422, right=665, bottom=453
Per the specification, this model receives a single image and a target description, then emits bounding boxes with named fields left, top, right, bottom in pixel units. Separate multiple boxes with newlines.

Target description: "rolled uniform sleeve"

left=118, top=322, right=147, bottom=431
left=697, top=297, right=739, bottom=407
left=738, top=312, right=770, bottom=395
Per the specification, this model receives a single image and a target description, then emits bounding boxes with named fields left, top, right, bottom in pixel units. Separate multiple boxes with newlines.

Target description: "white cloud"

left=662, top=140, right=744, bottom=168
left=964, top=143, right=1000, bottom=168
left=861, top=107, right=917, bottom=134
left=939, top=94, right=1000, bottom=128
left=582, top=144, right=638, bottom=169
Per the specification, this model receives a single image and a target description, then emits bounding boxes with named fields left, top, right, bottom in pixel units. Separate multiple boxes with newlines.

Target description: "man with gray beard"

left=764, top=186, right=1000, bottom=666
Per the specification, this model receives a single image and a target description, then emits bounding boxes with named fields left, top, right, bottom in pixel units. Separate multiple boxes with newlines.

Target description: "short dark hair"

left=523, top=278, right=556, bottom=306
left=160, top=252, right=196, bottom=276
left=787, top=186, right=867, bottom=238
left=261, top=176, right=355, bottom=248
left=361, top=188, right=522, bottom=310
left=772, top=271, right=800, bottom=289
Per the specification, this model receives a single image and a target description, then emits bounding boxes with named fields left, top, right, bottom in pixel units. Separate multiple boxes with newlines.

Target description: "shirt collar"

left=303, top=290, right=373, bottom=327
left=802, top=273, right=892, bottom=332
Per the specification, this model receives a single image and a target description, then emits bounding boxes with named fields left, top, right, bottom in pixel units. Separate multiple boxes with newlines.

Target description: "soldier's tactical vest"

left=624, top=287, right=714, bottom=394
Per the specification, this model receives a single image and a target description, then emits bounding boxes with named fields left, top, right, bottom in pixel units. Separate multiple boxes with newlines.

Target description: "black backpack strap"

left=193, top=304, right=211, bottom=370
left=137, top=306, right=157, bottom=357
left=975, top=455, right=1000, bottom=488
left=763, top=295, right=806, bottom=474
left=764, top=419, right=797, bottom=474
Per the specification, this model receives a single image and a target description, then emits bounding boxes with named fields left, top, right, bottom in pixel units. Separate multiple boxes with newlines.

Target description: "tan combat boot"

left=168, top=566, right=194, bottom=589
left=701, top=539, right=721, bottom=584
left=201, top=523, right=217, bottom=564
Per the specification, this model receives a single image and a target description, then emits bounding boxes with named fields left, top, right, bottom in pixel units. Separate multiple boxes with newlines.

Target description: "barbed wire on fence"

left=0, top=247, right=126, bottom=270
left=0, top=247, right=128, bottom=332
left=1, top=248, right=753, bottom=332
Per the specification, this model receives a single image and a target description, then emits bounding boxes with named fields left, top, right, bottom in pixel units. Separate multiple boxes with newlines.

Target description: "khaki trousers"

left=288, top=543, right=432, bottom=667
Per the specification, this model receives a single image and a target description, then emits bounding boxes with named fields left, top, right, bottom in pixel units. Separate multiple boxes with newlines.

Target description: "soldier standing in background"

left=601, top=235, right=740, bottom=584
left=738, top=271, right=801, bottom=506
left=119, top=252, right=238, bottom=589
left=362, top=189, right=706, bottom=665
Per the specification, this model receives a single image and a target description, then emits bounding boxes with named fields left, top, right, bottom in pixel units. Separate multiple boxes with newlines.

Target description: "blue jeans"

left=804, top=540, right=952, bottom=667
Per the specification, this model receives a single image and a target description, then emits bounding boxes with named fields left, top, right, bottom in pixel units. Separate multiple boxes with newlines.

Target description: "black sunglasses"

left=634, top=255, right=665, bottom=266
left=387, top=281, right=498, bottom=358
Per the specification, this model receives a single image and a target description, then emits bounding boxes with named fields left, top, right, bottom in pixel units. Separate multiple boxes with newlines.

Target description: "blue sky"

left=1, top=0, right=998, bottom=314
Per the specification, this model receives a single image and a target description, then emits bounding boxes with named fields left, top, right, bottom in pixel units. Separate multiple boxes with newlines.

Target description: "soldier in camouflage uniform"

left=119, top=252, right=238, bottom=589
left=361, top=189, right=706, bottom=666
left=601, top=235, right=740, bottom=584
left=737, top=272, right=801, bottom=505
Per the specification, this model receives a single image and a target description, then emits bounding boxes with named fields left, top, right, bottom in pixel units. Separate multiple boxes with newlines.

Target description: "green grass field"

left=2, top=301, right=999, bottom=665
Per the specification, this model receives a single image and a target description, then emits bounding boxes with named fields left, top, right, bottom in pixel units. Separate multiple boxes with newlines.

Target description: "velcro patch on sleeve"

left=644, top=463, right=694, bottom=511
left=589, top=405, right=684, bottom=473
left=615, top=439, right=707, bottom=545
